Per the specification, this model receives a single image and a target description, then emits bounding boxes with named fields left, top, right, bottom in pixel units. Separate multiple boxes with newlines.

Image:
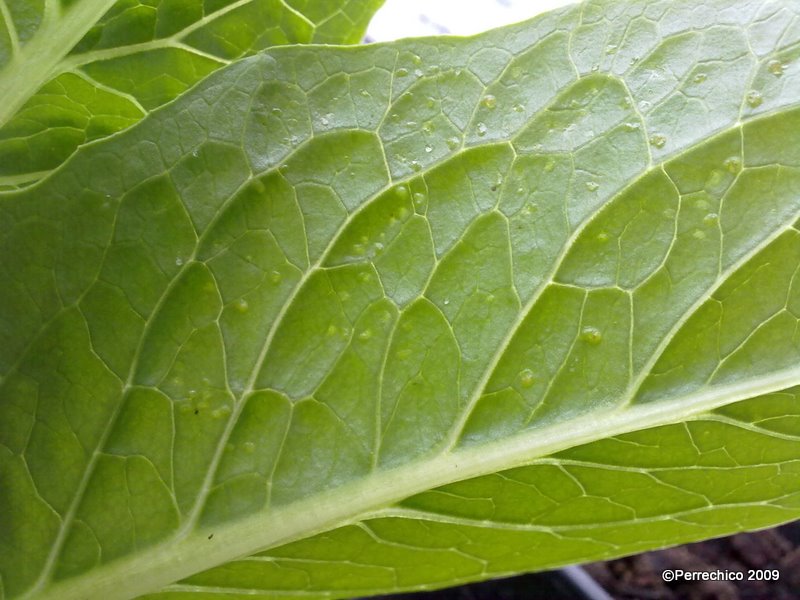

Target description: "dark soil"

left=585, top=523, right=800, bottom=599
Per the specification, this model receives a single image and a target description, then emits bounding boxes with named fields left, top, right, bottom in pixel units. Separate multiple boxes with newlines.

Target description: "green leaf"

left=3, top=0, right=800, bottom=598
left=0, top=0, right=385, bottom=189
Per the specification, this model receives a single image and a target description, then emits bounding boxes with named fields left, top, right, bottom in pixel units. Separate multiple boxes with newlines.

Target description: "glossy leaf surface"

left=3, top=0, right=800, bottom=598
left=0, top=0, right=385, bottom=188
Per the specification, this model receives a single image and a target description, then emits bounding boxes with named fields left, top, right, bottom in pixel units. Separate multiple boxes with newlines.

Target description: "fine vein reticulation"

left=0, top=0, right=385, bottom=188
left=2, top=0, right=800, bottom=599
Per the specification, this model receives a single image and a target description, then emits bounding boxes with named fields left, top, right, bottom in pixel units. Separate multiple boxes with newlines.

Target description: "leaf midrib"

left=0, top=0, right=119, bottom=128
left=38, top=361, right=800, bottom=600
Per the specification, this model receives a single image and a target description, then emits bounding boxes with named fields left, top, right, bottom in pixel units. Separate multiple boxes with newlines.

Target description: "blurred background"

left=366, top=0, right=576, bottom=41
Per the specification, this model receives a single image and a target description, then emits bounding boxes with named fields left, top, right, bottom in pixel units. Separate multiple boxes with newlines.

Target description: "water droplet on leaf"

left=746, top=90, right=763, bottom=108
left=581, top=326, right=602, bottom=345
left=358, top=329, right=373, bottom=341
left=519, top=369, right=535, bottom=388
left=396, top=67, right=409, bottom=77
left=649, top=134, right=667, bottom=148
left=768, top=59, right=784, bottom=77
left=723, top=156, right=742, bottom=173
left=585, top=181, right=600, bottom=192
left=482, top=94, right=497, bottom=109
left=477, top=122, right=488, bottom=137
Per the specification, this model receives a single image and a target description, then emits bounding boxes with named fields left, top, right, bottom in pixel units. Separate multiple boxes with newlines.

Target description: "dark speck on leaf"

left=208, top=534, right=214, bottom=540
left=194, top=409, right=199, bottom=415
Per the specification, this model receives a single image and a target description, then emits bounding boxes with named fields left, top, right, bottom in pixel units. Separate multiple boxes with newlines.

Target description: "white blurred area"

left=366, top=0, right=578, bottom=41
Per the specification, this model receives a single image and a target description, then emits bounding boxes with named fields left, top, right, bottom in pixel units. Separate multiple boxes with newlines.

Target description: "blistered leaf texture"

left=0, top=0, right=385, bottom=188
left=3, top=0, right=800, bottom=598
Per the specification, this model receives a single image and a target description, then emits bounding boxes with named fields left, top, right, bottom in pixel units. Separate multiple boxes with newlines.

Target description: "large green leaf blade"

left=0, top=0, right=386, bottom=189
left=2, top=0, right=800, bottom=598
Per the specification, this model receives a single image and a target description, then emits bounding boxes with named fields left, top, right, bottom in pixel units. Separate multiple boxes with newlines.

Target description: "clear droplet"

left=326, top=324, right=338, bottom=336
left=512, top=103, right=524, bottom=113
left=605, top=44, right=618, bottom=55
left=705, top=170, right=724, bottom=188
left=243, top=442, right=256, bottom=454
left=585, top=181, right=600, bottom=192
left=270, top=270, right=282, bottom=284
left=320, top=116, right=329, bottom=126
left=358, top=271, right=372, bottom=282
left=649, top=134, right=667, bottom=148
left=482, top=94, right=497, bottom=109
left=544, top=159, right=556, bottom=173
left=358, top=329, right=373, bottom=341
left=422, top=121, right=434, bottom=134
left=693, top=72, right=707, bottom=83
left=768, top=59, right=784, bottom=77
left=693, top=229, right=706, bottom=240
left=443, top=298, right=450, bottom=305
left=212, top=406, right=232, bottom=419
left=235, top=298, right=249, bottom=313
left=396, top=67, right=409, bottom=77
left=746, top=90, right=763, bottom=108
left=446, top=137, right=460, bottom=150
left=623, top=122, right=640, bottom=132
left=580, top=326, right=602, bottom=345
left=413, top=192, right=426, bottom=207
left=518, top=369, right=536, bottom=388
left=396, top=185, right=409, bottom=199
left=410, top=160, right=422, bottom=172
left=703, top=213, right=719, bottom=226
left=723, top=156, right=742, bottom=173
left=424, top=144, right=433, bottom=153
left=596, top=232, right=610, bottom=243
left=412, top=54, right=422, bottom=65
left=360, top=89, right=370, bottom=97
left=477, top=122, right=488, bottom=137
left=426, top=97, right=436, bottom=109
